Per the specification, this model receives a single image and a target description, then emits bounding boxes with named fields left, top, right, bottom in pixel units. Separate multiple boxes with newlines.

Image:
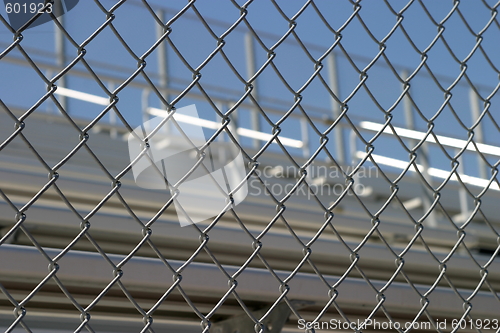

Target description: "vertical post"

left=227, top=102, right=239, bottom=143
left=46, top=69, right=53, bottom=113
left=327, top=52, right=345, bottom=164
left=349, top=129, right=359, bottom=185
left=457, top=150, right=469, bottom=222
left=142, top=89, right=151, bottom=130
left=156, top=9, right=168, bottom=99
left=418, top=144, right=437, bottom=228
left=245, top=32, right=260, bottom=149
left=216, top=102, right=226, bottom=165
left=54, top=1, right=66, bottom=111
left=154, top=9, right=172, bottom=134
left=403, top=70, right=437, bottom=228
left=301, top=117, right=312, bottom=183
left=108, top=81, right=117, bottom=139
left=300, top=118, right=310, bottom=158
left=469, top=88, right=486, bottom=179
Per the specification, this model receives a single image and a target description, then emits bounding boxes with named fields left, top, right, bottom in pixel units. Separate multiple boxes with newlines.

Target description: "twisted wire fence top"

left=0, top=0, right=500, bottom=332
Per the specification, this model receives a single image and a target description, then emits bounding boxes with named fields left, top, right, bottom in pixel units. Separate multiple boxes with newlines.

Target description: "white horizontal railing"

left=358, top=121, right=500, bottom=191
left=355, top=152, right=500, bottom=191
left=147, top=107, right=304, bottom=149
left=360, top=121, right=500, bottom=157
left=54, top=87, right=304, bottom=149
left=55, top=87, right=110, bottom=106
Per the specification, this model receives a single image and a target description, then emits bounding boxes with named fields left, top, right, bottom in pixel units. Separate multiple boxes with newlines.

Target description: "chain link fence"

left=1, top=0, right=500, bottom=332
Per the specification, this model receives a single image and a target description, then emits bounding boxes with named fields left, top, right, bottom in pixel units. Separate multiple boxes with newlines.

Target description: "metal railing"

left=1, top=1, right=500, bottom=332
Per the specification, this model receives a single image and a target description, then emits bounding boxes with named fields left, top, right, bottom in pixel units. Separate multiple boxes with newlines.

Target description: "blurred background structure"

left=0, top=1, right=499, bottom=332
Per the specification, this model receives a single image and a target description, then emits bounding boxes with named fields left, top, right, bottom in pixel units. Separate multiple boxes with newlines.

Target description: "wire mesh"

left=0, top=0, right=500, bottom=332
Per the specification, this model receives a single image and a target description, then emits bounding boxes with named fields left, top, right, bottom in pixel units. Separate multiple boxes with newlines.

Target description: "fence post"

left=142, top=88, right=151, bottom=131
left=469, top=88, right=486, bottom=179
left=245, top=32, right=260, bottom=149
left=327, top=52, right=345, bottom=164
left=457, top=149, right=470, bottom=223
left=227, top=102, right=239, bottom=143
left=54, top=1, right=66, bottom=111
left=402, top=70, right=437, bottom=228
left=108, top=81, right=117, bottom=139
left=300, top=118, right=310, bottom=158
left=156, top=9, right=169, bottom=99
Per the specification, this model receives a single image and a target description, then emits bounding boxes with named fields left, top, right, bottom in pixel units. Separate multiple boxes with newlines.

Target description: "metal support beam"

left=327, top=52, right=345, bottom=164
left=245, top=32, right=261, bottom=149
left=469, top=88, right=487, bottom=179
left=402, top=70, right=437, bottom=228
left=54, top=0, right=67, bottom=111
left=156, top=9, right=169, bottom=97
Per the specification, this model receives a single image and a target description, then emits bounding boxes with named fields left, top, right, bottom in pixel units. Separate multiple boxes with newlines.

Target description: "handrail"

left=360, top=121, right=500, bottom=157
left=54, top=87, right=304, bottom=149
left=355, top=151, right=500, bottom=191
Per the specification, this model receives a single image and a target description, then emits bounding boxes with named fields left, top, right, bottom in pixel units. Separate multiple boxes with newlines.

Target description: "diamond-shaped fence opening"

left=1, top=1, right=500, bottom=333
